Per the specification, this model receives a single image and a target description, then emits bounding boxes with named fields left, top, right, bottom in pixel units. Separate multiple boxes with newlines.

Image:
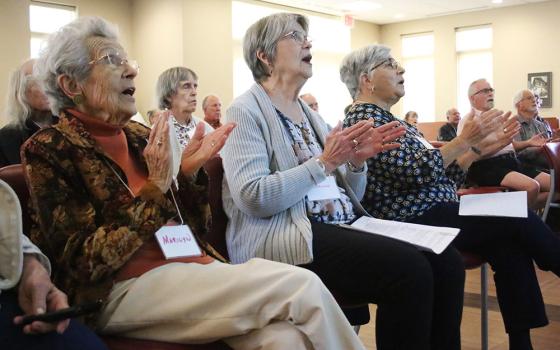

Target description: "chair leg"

left=353, top=325, right=360, bottom=335
left=481, top=263, right=489, bottom=350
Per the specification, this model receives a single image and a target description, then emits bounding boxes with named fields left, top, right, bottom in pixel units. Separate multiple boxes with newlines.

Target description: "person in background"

left=512, top=89, right=555, bottom=171
left=300, top=93, right=319, bottom=112
left=146, top=109, right=159, bottom=126
left=222, top=12, right=466, bottom=350
left=438, top=108, right=461, bottom=142
left=202, top=94, right=223, bottom=129
left=458, top=79, right=551, bottom=209
left=404, top=110, right=418, bottom=125
left=0, top=179, right=107, bottom=350
left=0, top=59, right=58, bottom=167
left=341, top=45, right=560, bottom=350
left=156, top=67, right=214, bottom=150
left=23, top=16, right=366, bottom=349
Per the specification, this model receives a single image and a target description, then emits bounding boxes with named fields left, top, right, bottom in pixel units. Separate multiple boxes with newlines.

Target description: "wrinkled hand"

left=144, top=110, right=173, bottom=192
left=349, top=120, right=405, bottom=166
left=475, top=116, right=520, bottom=157
left=13, top=256, right=70, bottom=334
left=180, top=122, right=236, bottom=177
left=460, top=109, right=509, bottom=146
left=526, top=133, right=547, bottom=147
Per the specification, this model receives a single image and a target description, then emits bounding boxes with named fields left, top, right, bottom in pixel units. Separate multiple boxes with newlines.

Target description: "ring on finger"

left=352, top=139, right=359, bottom=147
left=211, top=141, right=216, bottom=147
left=156, top=138, right=163, bottom=146
left=503, top=128, right=508, bottom=133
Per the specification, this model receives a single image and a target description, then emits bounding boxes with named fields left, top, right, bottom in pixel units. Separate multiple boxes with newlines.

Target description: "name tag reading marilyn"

left=155, top=225, right=203, bottom=259
left=307, top=176, right=341, bottom=201
left=417, top=136, right=435, bottom=150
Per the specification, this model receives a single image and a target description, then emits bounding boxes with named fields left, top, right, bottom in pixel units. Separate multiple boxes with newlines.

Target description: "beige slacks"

left=97, top=258, right=365, bottom=350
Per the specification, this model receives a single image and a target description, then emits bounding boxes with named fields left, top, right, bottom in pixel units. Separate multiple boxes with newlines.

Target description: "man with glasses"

left=458, top=79, right=552, bottom=210
left=512, top=89, right=557, bottom=170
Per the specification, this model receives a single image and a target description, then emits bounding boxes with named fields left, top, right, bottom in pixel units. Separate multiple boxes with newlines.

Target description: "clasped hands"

left=319, top=119, right=405, bottom=173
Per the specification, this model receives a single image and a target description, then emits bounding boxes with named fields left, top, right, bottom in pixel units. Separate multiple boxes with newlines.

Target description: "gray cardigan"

left=222, top=83, right=368, bottom=265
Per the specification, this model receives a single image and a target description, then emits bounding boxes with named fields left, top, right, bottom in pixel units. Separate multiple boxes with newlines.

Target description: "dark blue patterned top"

left=343, top=102, right=466, bottom=221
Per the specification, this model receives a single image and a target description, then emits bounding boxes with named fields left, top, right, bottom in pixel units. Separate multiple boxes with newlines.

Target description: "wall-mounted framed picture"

left=528, top=72, right=552, bottom=108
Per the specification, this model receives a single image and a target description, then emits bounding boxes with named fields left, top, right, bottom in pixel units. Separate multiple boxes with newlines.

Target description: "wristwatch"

left=346, top=161, right=364, bottom=172
left=470, top=146, right=482, bottom=156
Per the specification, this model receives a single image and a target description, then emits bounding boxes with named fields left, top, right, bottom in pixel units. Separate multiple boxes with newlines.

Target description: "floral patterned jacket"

left=22, top=112, right=219, bottom=321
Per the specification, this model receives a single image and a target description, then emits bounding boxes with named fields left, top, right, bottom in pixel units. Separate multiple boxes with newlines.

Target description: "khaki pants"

left=98, top=258, right=365, bottom=350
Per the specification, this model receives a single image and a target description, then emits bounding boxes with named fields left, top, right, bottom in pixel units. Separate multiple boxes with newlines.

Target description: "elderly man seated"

left=0, top=179, right=107, bottom=350
left=438, top=108, right=461, bottom=141
left=512, top=89, right=557, bottom=171
left=202, top=94, right=223, bottom=129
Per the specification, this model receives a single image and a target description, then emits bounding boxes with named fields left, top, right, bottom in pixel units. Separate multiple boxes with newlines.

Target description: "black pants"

left=0, top=289, right=108, bottom=350
left=408, top=202, right=560, bottom=332
left=300, top=222, right=465, bottom=350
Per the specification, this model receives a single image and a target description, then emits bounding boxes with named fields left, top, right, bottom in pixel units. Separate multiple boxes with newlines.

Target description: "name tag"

left=417, top=136, right=435, bottom=149
left=155, top=225, right=203, bottom=259
left=307, top=176, right=341, bottom=201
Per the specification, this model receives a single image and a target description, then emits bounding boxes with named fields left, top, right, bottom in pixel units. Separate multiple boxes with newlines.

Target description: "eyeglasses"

left=369, top=59, right=402, bottom=72
left=473, top=87, right=494, bottom=96
left=281, top=30, right=312, bottom=45
left=89, top=52, right=140, bottom=72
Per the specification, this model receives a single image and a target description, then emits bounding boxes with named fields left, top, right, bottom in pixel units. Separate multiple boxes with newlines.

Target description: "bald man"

left=202, top=94, right=223, bottom=129
left=437, top=108, right=460, bottom=141
left=300, top=93, right=319, bottom=112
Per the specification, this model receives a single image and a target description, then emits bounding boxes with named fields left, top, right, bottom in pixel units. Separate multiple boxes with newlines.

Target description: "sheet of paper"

left=306, top=176, right=341, bottom=201
left=155, top=225, right=203, bottom=259
left=459, top=191, right=528, bottom=218
left=342, top=216, right=459, bottom=254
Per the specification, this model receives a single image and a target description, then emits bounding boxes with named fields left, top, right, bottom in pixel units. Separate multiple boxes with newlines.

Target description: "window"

left=401, top=33, right=435, bottom=122
left=29, top=1, right=77, bottom=58
left=232, top=1, right=352, bottom=126
left=456, top=25, right=493, bottom=115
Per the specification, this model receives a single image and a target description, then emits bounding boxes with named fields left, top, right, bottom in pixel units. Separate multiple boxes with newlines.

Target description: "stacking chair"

left=203, top=157, right=370, bottom=333
left=0, top=164, right=231, bottom=350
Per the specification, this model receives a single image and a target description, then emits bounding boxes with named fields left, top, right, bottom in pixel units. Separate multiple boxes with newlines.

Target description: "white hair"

left=4, top=64, right=31, bottom=128
left=35, top=16, right=119, bottom=115
left=467, top=78, right=488, bottom=97
left=243, top=13, right=308, bottom=83
left=512, top=89, right=532, bottom=108
left=339, top=45, right=391, bottom=100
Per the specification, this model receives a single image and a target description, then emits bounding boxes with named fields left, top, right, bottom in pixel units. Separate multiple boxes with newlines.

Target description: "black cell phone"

left=19, top=299, right=103, bottom=325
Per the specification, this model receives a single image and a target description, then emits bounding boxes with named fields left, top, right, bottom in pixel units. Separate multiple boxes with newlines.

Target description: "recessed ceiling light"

left=492, top=0, right=503, bottom=4
left=395, top=13, right=405, bottom=19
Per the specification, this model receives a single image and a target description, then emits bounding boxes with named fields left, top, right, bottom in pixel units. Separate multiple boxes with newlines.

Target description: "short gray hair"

left=202, top=94, right=219, bottom=110
left=243, top=13, right=308, bottom=83
left=513, top=89, right=532, bottom=108
left=340, top=45, right=391, bottom=99
left=468, top=78, right=487, bottom=97
left=156, top=67, right=198, bottom=109
left=35, top=16, right=119, bottom=115
left=4, top=63, right=32, bottom=127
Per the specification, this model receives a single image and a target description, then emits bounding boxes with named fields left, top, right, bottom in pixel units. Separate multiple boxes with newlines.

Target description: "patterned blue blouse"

left=343, top=102, right=466, bottom=221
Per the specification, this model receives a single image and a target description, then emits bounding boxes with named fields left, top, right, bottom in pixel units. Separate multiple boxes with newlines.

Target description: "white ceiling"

left=260, top=0, right=551, bottom=24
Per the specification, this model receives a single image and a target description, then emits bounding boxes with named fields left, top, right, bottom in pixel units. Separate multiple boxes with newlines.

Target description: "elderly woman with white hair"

left=156, top=67, right=214, bottom=149
left=0, top=59, right=57, bottom=167
left=22, top=16, right=368, bottom=349
left=341, top=44, right=560, bottom=350
left=222, top=13, right=467, bottom=350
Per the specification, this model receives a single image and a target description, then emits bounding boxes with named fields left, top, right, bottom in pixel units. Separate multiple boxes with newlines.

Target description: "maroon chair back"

left=542, top=142, right=560, bottom=190
left=0, top=164, right=31, bottom=235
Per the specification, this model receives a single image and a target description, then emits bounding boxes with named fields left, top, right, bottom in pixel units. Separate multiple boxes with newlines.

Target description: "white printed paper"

left=155, top=225, right=203, bottom=259
left=342, top=216, right=460, bottom=254
left=459, top=191, right=528, bottom=218
left=307, top=176, right=341, bottom=201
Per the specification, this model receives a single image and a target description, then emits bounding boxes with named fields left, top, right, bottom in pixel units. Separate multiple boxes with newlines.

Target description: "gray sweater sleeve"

left=222, top=104, right=327, bottom=218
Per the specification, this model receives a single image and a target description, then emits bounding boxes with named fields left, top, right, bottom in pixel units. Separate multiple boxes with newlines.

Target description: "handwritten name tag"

left=307, top=176, right=341, bottom=201
left=417, top=136, right=435, bottom=150
left=155, top=225, right=202, bottom=259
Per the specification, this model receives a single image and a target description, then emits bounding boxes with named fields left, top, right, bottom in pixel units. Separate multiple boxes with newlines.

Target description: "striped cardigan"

left=222, top=83, right=368, bottom=265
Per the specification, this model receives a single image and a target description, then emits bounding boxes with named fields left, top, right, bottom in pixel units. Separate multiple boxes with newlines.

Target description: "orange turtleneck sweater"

left=68, top=110, right=213, bottom=281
